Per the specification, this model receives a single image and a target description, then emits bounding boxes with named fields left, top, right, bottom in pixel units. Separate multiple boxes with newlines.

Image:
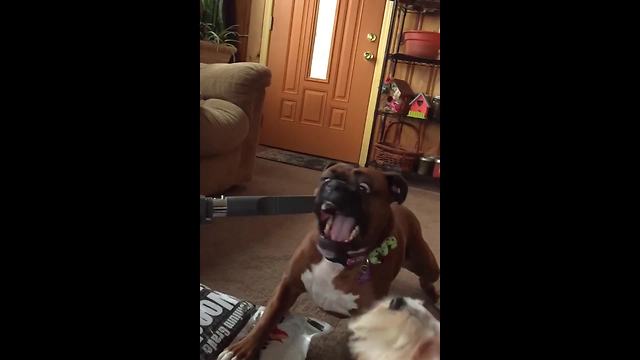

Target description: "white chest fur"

left=300, top=258, right=359, bottom=316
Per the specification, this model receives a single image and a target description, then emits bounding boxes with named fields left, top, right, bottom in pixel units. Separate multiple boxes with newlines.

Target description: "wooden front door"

left=260, top=0, right=386, bottom=163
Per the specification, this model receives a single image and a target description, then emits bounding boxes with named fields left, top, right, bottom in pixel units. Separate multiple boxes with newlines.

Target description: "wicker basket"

left=373, top=121, right=423, bottom=172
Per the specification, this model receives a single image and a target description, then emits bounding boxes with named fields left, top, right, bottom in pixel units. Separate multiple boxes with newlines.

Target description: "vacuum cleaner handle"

left=201, top=195, right=316, bottom=223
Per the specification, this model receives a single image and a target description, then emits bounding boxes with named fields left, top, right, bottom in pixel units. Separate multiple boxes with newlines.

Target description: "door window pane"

left=309, top=0, right=338, bottom=80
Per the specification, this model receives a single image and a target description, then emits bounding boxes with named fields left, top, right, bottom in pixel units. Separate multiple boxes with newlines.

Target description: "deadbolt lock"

left=367, top=33, right=377, bottom=42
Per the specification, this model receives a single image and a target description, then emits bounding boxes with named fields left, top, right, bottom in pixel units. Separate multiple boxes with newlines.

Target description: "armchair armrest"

left=200, top=62, right=271, bottom=116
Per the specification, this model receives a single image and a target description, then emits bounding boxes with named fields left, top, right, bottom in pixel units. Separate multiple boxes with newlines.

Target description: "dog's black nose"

left=389, top=297, right=406, bottom=310
left=321, top=201, right=336, bottom=212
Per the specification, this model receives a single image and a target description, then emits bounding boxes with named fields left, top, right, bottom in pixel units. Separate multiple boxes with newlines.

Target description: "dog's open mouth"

left=319, top=202, right=360, bottom=243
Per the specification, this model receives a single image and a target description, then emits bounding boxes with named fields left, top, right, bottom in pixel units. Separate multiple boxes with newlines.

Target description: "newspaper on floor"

left=200, top=284, right=333, bottom=360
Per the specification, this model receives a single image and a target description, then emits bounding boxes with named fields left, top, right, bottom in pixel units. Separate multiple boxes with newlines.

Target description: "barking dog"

left=218, top=163, right=439, bottom=360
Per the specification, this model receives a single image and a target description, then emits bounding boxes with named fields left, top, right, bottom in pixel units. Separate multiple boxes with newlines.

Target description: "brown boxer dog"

left=218, top=163, right=439, bottom=360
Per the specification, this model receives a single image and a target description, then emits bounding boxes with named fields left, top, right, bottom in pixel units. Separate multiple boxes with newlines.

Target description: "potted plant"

left=200, top=0, right=239, bottom=64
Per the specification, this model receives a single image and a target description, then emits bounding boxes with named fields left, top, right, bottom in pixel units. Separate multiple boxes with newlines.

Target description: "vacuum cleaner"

left=200, top=195, right=316, bottom=223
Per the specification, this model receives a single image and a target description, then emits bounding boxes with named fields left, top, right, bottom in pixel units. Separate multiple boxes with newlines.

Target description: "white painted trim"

left=259, top=0, right=274, bottom=66
left=359, top=1, right=394, bottom=166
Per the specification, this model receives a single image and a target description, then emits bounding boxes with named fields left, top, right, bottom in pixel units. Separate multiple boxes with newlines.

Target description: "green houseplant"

left=200, top=0, right=239, bottom=63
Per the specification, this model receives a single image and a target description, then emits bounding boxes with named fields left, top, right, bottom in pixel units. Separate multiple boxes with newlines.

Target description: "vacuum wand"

left=200, top=195, right=316, bottom=223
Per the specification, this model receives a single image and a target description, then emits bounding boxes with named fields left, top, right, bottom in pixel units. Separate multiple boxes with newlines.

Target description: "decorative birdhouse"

left=407, top=93, right=430, bottom=120
left=381, top=78, right=414, bottom=114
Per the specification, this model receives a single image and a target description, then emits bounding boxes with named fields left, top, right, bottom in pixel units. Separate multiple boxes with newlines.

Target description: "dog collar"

left=319, top=235, right=398, bottom=264
left=367, top=236, right=398, bottom=264
left=353, top=236, right=398, bottom=284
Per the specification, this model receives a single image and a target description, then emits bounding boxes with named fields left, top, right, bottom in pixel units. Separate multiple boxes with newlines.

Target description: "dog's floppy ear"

left=385, top=172, right=408, bottom=204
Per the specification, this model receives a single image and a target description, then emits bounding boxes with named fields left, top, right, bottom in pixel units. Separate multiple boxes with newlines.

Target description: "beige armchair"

left=200, top=62, right=271, bottom=195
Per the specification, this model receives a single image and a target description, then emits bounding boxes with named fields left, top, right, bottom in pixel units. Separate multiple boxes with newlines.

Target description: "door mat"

left=256, top=147, right=341, bottom=171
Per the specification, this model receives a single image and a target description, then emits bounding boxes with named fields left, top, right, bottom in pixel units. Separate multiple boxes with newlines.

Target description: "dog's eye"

left=358, top=183, right=371, bottom=194
left=321, top=177, right=331, bottom=183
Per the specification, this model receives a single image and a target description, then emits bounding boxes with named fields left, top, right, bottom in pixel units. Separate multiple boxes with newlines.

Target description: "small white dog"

left=348, top=296, right=440, bottom=360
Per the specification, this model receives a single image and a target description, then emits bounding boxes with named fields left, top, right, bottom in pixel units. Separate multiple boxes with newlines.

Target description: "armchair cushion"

left=200, top=98, right=249, bottom=156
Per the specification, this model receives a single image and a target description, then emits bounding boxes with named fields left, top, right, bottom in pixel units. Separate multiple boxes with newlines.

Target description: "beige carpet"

left=200, top=157, right=440, bottom=359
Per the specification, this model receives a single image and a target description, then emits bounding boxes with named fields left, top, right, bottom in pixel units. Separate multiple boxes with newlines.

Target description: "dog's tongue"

left=330, top=215, right=355, bottom=242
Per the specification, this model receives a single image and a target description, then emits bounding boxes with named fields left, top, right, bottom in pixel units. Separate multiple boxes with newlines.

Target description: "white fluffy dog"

left=348, top=296, right=440, bottom=360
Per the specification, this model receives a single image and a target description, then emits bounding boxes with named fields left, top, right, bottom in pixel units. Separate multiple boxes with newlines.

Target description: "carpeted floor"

left=200, top=157, right=440, bottom=359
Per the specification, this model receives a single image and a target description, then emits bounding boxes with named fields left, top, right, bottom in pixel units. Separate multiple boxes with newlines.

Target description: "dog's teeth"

left=349, top=225, right=360, bottom=241
left=324, top=216, right=333, bottom=235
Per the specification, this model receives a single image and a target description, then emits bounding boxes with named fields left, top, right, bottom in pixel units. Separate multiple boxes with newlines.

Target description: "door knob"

left=367, top=33, right=377, bottom=42
left=364, top=51, right=375, bottom=61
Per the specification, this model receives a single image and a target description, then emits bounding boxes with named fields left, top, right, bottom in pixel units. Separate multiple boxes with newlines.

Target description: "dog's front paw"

left=217, top=335, right=261, bottom=360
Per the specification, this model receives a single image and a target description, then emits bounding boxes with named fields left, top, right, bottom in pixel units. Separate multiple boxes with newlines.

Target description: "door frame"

left=258, top=0, right=394, bottom=166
